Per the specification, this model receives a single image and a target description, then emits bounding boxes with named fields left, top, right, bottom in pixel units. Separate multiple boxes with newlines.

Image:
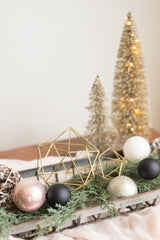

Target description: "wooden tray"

left=10, top=188, right=160, bottom=236
left=0, top=128, right=159, bottom=238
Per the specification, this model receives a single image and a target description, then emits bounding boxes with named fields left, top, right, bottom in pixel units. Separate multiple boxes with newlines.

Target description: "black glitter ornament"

left=46, top=184, right=71, bottom=208
left=138, top=157, right=160, bottom=179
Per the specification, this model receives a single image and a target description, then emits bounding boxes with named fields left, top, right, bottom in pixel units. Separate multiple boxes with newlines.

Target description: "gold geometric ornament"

left=37, top=127, right=99, bottom=190
left=96, top=147, right=127, bottom=180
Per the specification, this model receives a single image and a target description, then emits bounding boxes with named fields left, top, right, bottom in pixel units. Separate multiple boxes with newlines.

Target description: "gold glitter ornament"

left=0, top=165, right=22, bottom=208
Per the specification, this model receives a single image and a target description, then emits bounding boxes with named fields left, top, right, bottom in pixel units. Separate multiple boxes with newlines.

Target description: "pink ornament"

left=12, top=178, right=46, bottom=212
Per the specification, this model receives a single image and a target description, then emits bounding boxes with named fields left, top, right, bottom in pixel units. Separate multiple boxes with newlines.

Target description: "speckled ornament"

left=123, top=136, right=151, bottom=162
left=138, top=157, right=160, bottom=179
left=107, top=175, right=138, bottom=200
left=0, top=165, right=22, bottom=208
left=12, top=178, right=46, bottom=212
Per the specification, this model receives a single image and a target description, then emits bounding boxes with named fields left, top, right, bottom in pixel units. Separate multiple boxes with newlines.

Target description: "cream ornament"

left=123, top=136, right=151, bottom=162
left=107, top=175, right=138, bottom=200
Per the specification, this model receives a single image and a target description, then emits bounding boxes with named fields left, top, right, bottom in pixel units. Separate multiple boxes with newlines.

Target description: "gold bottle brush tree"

left=111, top=12, right=150, bottom=142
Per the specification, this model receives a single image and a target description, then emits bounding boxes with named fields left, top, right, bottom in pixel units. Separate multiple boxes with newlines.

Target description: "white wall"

left=0, top=0, right=160, bottom=150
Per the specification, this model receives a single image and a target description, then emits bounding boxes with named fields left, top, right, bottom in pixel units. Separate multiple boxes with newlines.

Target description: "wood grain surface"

left=0, top=128, right=159, bottom=161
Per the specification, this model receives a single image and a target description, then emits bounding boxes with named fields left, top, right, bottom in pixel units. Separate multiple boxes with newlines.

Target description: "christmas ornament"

left=46, top=184, right=71, bottom=208
left=107, top=175, right=138, bottom=200
left=151, top=137, right=160, bottom=155
left=12, top=178, right=46, bottom=212
left=97, top=147, right=127, bottom=179
left=138, top=157, right=160, bottom=179
left=37, top=127, right=99, bottom=190
left=123, top=136, right=151, bottom=161
left=0, top=165, right=22, bottom=208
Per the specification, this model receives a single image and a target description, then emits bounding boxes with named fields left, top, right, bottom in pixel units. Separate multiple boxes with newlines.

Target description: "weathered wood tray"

left=0, top=129, right=159, bottom=238
left=10, top=187, right=160, bottom=236
left=9, top=157, right=160, bottom=238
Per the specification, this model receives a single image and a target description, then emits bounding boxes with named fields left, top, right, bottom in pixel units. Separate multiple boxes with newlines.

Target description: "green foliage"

left=1, top=156, right=160, bottom=239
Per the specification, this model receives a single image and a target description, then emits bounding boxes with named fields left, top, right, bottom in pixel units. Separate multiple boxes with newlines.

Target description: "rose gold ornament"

left=12, top=178, right=46, bottom=212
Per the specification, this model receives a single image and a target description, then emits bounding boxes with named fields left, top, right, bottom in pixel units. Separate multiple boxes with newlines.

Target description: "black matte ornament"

left=46, top=184, right=71, bottom=208
left=138, top=157, right=160, bottom=180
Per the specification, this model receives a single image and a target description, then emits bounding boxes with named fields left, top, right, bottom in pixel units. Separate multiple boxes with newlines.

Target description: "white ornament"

left=123, top=136, right=151, bottom=162
left=107, top=175, right=138, bottom=200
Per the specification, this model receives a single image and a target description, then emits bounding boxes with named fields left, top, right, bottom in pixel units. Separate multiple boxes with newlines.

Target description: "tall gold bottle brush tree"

left=111, top=12, right=150, bottom=142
